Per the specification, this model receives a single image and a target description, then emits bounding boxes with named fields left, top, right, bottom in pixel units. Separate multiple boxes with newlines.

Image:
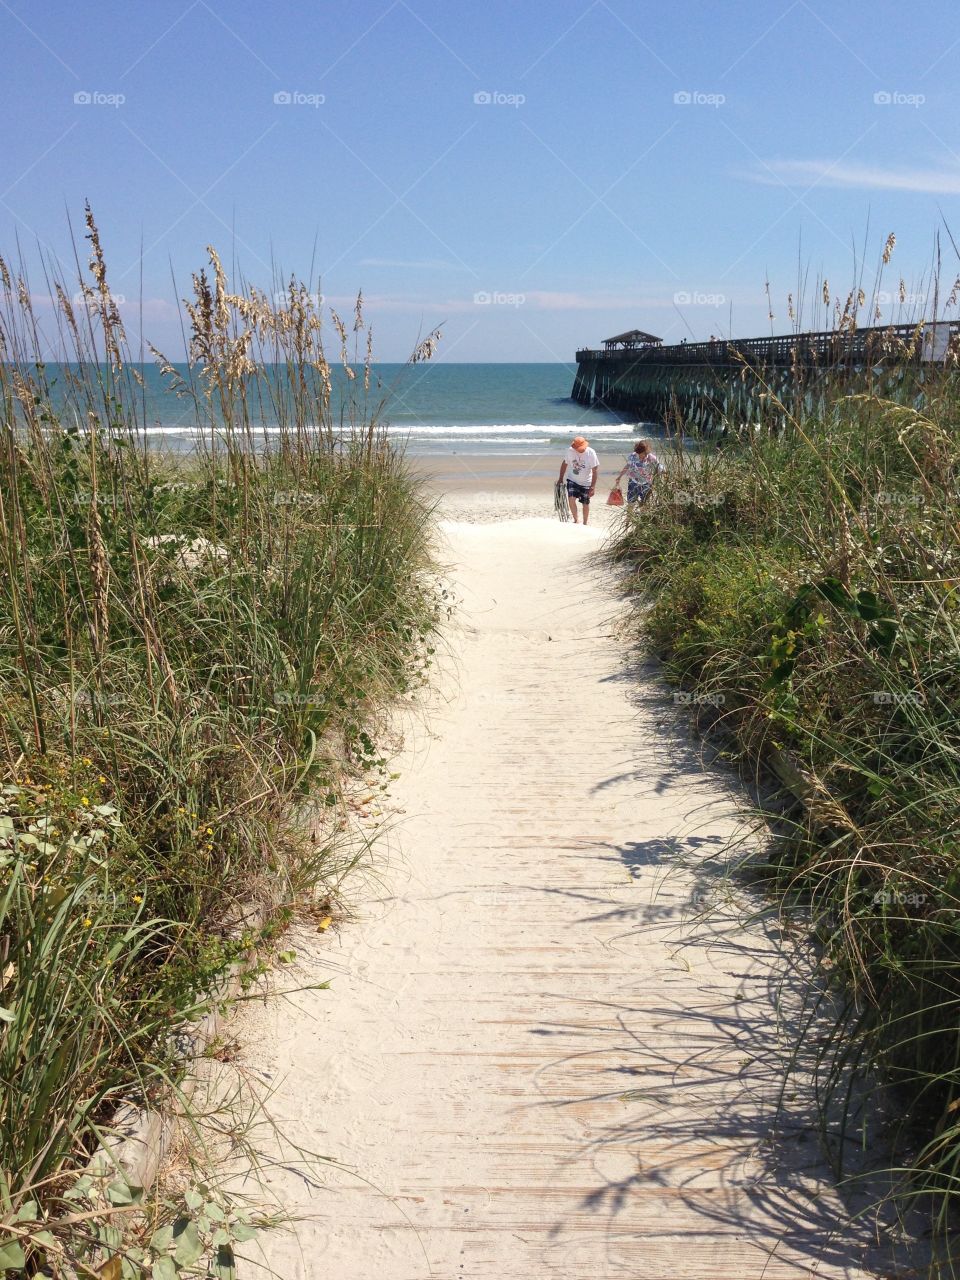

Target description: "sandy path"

left=232, top=516, right=894, bottom=1279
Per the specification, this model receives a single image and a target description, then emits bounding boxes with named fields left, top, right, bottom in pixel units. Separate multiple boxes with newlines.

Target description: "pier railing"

left=576, top=320, right=957, bottom=369
left=571, top=320, right=958, bottom=430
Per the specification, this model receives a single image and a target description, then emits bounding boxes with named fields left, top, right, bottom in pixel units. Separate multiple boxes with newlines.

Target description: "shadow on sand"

left=528, top=658, right=930, bottom=1277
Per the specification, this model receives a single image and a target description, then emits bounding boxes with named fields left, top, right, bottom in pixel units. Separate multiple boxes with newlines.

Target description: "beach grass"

left=0, top=215, right=441, bottom=1275
left=608, top=360, right=960, bottom=1252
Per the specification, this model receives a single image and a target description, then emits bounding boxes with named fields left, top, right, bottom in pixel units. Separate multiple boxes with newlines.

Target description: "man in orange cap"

left=558, top=436, right=600, bottom=524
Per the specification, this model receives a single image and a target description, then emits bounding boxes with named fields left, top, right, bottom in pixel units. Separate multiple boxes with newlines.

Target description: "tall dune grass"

left=0, top=213, right=440, bottom=1274
left=608, top=348, right=960, bottom=1255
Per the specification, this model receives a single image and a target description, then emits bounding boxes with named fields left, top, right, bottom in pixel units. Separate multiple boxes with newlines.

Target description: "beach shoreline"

left=412, top=452, right=626, bottom=525
left=411, top=447, right=651, bottom=525
left=411, top=450, right=560, bottom=491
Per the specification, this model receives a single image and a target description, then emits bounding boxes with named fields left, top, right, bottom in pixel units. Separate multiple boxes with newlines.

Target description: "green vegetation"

left=609, top=372, right=960, bottom=1247
left=0, top=215, right=440, bottom=1275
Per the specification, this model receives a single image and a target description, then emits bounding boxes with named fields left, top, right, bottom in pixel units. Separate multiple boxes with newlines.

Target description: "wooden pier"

left=572, top=322, right=958, bottom=433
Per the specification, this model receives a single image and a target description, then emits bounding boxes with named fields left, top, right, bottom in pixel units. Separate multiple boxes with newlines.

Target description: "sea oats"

left=313, top=356, right=332, bottom=403
left=206, top=245, right=230, bottom=334
left=411, top=327, right=442, bottom=364
left=185, top=269, right=215, bottom=373
left=147, top=342, right=180, bottom=383
left=882, top=232, right=896, bottom=264
left=84, top=204, right=126, bottom=368
left=11, top=371, right=36, bottom=418
left=330, top=307, right=354, bottom=376
left=55, top=283, right=78, bottom=334
left=330, top=308, right=348, bottom=347
left=85, top=434, right=111, bottom=659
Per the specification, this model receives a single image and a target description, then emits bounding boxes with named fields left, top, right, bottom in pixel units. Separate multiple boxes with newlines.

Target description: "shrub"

left=0, top=218, right=440, bottom=1273
left=609, top=377, right=960, bottom=1242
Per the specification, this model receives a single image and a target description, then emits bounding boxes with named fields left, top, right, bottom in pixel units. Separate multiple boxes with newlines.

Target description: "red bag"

left=606, top=487, right=624, bottom=507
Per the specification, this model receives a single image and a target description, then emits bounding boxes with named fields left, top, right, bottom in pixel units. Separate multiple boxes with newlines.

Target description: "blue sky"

left=3, top=0, right=959, bottom=360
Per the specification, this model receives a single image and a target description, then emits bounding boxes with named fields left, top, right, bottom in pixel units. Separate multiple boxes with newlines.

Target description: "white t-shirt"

left=564, top=446, right=599, bottom=487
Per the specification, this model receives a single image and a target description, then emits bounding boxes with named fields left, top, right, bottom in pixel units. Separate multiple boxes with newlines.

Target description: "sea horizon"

left=28, top=361, right=658, bottom=458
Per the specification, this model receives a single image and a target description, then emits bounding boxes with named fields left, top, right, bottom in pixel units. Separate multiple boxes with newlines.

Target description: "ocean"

left=364, top=363, right=648, bottom=457
left=39, top=362, right=652, bottom=460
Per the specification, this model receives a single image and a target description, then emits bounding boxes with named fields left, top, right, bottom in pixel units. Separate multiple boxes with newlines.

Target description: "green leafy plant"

left=608, top=357, right=960, bottom=1254
left=0, top=214, right=441, bottom=1275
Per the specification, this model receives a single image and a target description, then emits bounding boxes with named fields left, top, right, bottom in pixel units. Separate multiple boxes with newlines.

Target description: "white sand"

left=227, top=513, right=903, bottom=1278
left=433, top=490, right=621, bottom=526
